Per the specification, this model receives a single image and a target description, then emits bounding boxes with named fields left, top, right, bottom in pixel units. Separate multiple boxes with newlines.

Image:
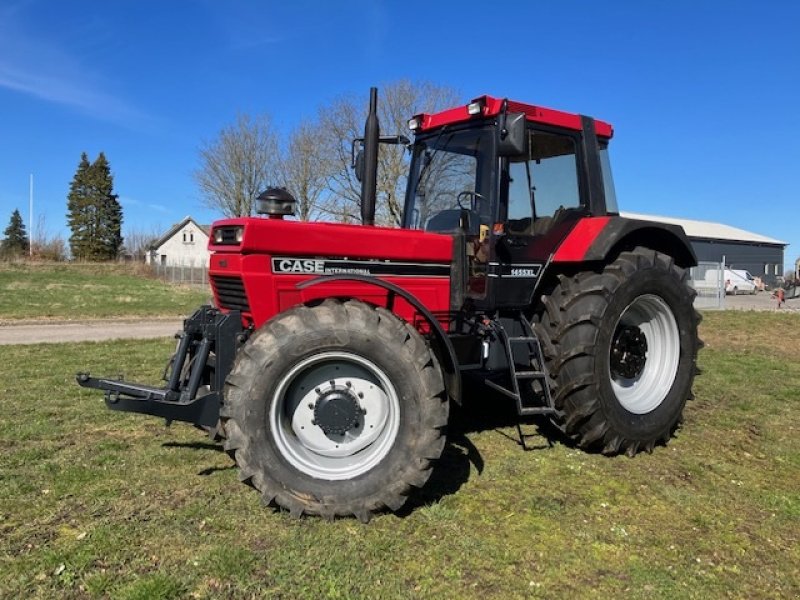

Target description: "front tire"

left=535, top=248, right=700, bottom=456
left=221, top=299, right=448, bottom=520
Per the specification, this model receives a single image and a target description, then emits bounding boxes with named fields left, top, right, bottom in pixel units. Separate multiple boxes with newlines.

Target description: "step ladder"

left=482, top=317, right=559, bottom=450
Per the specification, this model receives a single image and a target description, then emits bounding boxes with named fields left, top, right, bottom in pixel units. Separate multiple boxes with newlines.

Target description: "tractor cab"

left=402, top=96, right=618, bottom=309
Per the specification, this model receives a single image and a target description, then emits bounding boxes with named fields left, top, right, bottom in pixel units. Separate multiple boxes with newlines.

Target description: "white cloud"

left=147, top=203, right=171, bottom=214
left=0, top=4, right=154, bottom=127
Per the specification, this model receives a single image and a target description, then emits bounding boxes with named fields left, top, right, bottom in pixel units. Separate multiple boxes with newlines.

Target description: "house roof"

left=620, top=212, right=787, bottom=246
left=150, top=216, right=210, bottom=249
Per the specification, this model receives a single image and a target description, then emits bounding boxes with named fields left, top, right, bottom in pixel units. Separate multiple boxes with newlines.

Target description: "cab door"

left=493, top=128, right=586, bottom=308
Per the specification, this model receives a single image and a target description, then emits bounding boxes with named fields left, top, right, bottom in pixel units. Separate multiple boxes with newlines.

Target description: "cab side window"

left=506, top=130, right=581, bottom=235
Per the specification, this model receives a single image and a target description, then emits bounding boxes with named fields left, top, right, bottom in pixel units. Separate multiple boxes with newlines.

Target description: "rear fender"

left=528, top=216, right=697, bottom=309
left=551, top=216, right=697, bottom=268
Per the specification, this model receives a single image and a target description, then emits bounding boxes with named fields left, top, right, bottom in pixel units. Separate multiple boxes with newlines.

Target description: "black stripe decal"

left=487, top=263, right=543, bottom=278
left=271, top=257, right=450, bottom=277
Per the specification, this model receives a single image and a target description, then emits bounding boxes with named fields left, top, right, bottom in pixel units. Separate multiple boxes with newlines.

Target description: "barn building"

left=622, top=212, right=787, bottom=285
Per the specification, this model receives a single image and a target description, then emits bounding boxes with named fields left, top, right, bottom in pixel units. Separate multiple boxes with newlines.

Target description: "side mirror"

left=497, top=112, right=527, bottom=156
left=351, top=134, right=409, bottom=183
left=354, top=150, right=365, bottom=182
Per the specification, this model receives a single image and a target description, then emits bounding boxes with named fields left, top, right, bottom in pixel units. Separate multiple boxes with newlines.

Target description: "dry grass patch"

left=0, top=263, right=209, bottom=320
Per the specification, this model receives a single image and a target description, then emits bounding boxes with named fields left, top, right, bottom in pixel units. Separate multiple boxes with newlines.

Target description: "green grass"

left=1, top=312, right=799, bottom=598
left=0, top=263, right=210, bottom=321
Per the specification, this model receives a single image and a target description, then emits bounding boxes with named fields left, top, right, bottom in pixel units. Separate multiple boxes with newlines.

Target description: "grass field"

left=1, top=311, right=798, bottom=599
left=0, top=263, right=209, bottom=321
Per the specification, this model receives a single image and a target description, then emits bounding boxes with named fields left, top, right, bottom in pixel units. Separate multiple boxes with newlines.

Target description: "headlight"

left=212, top=226, right=244, bottom=245
left=408, top=115, right=423, bottom=131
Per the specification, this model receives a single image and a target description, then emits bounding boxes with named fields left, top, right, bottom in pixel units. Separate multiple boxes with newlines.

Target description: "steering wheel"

left=457, top=190, right=488, bottom=213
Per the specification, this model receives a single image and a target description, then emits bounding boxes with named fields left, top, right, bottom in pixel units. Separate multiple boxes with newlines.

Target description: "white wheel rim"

left=609, top=294, right=680, bottom=414
left=269, top=351, right=400, bottom=480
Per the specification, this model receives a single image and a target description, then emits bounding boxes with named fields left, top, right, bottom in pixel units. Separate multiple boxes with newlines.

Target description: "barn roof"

left=621, top=212, right=787, bottom=246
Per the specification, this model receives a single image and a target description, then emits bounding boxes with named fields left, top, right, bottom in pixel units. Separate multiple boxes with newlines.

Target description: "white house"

left=146, top=216, right=210, bottom=267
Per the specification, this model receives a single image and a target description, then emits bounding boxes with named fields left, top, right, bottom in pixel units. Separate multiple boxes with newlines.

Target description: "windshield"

left=402, top=126, right=495, bottom=231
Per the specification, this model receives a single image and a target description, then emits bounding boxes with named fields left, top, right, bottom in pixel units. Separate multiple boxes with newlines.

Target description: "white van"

left=700, top=269, right=757, bottom=295
left=724, top=269, right=757, bottom=295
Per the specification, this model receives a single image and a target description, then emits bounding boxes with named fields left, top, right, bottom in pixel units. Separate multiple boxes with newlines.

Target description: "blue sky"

left=0, top=1, right=798, bottom=269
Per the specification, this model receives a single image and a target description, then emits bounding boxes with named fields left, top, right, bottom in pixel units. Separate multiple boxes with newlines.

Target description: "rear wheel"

left=221, top=299, right=448, bottom=520
left=535, top=247, right=700, bottom=455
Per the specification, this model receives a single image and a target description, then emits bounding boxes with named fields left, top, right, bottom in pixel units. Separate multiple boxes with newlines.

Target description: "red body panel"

left=551, top=217, right=612, bottom=262
left=418, top=96, right=613, bottom=138
left=214, top=218, right=452, bottom=261
left=208, top=219, right=453, bottom=331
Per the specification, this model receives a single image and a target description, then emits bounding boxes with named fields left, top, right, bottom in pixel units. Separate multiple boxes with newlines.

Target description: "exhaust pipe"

left=360, top=87, right=380, bottom=226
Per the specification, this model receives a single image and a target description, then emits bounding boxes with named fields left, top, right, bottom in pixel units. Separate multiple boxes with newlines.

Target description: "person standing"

left=776, top=287, right=785, bottom=309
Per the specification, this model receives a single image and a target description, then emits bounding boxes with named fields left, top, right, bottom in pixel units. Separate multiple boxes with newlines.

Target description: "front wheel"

left=535, top=248, right=701, bottom=456
left=221, top=299, right=448, bottom=520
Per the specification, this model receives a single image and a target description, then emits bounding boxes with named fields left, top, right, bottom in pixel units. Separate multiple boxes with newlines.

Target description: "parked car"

left=753, top=275, right=768, bottom=292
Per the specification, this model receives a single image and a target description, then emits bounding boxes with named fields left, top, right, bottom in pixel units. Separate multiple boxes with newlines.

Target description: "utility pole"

left=29, top=174, right=33, bottom=257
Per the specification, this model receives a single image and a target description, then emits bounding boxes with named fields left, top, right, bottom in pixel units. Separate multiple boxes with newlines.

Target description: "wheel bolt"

left=307, top=403, right=314, bottom=410
left=358, top=392, right=364, bottom=399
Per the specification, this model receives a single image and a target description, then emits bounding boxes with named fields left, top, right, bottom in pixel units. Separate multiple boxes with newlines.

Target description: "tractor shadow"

left=400, top=379, right=573, bottom=514
left=161, top=440, right=236, bottom=476
left=159, top=380, right=575, bottom=511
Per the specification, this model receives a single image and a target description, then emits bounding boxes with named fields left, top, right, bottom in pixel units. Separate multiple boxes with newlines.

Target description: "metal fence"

left=150, top=259, right=209, bottom=288
left=689, top=260, right=725, bottom=309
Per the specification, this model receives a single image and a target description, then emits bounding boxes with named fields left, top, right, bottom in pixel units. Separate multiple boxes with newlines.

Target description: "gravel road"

left=2, top=293, right=797, bottom=346
left=723, top=292, right=800, bottom=311
left=0, top=317, right=183, bottom=345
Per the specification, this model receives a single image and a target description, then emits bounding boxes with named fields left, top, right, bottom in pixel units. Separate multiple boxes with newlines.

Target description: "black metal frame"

left=76, top=306, right=243, bottom=428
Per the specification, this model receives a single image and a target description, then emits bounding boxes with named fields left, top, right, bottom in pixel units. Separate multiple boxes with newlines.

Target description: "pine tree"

left=92, top=153, right=123, bottom=258
left=67, top=152, right=123, bottom=260
left=1, top=209, right=29, bottom=257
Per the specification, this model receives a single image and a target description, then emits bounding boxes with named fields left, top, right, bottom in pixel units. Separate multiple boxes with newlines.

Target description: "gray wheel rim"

left=269, top=351, right=400, bottom=480
left=609, top=294, right=680, bottom=414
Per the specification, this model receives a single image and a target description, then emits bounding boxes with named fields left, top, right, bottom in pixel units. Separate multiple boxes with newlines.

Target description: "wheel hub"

left=313, top=388, right=362, bottom=435
left=610, top=324, right=648, bottom=379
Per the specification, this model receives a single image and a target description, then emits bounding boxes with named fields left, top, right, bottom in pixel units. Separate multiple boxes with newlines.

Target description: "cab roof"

left=413, top=95, right=613, bottom=138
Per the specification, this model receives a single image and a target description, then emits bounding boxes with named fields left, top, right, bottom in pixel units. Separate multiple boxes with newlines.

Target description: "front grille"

left=211, top=275, right=250, bottom=312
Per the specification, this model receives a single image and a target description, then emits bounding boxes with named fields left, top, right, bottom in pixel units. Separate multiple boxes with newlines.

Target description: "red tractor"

left=78, top=88, right=701, bottom=520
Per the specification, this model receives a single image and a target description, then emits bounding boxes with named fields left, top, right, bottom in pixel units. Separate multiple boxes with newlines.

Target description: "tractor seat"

left=425, top=209, right=480, bottom=235
left=506, top=207, right=566, bottom=236
left=506, top=216, right=554, bottom=236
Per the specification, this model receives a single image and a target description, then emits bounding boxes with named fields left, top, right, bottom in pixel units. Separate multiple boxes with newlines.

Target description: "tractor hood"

left=209, top=217, right=453, bottom=263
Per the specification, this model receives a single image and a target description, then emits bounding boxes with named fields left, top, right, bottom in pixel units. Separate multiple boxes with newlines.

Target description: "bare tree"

left=278, top=121, right=328, bottom=221
left=29, top=215, right=67, bottom=261
left=317, top=80, right=461, bottom=226
left=195, top=114, right=280, bottom=217
left=124, top=225, right=163, bottom=261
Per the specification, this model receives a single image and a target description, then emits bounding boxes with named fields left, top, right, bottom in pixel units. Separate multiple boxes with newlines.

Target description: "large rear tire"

left=534, top=248, right=700, bottom=456
left=221, top=299, right=448, bottom=520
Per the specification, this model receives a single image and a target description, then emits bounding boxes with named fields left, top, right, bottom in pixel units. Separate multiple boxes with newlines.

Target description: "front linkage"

left=76, top=306, right=245, bottom=428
